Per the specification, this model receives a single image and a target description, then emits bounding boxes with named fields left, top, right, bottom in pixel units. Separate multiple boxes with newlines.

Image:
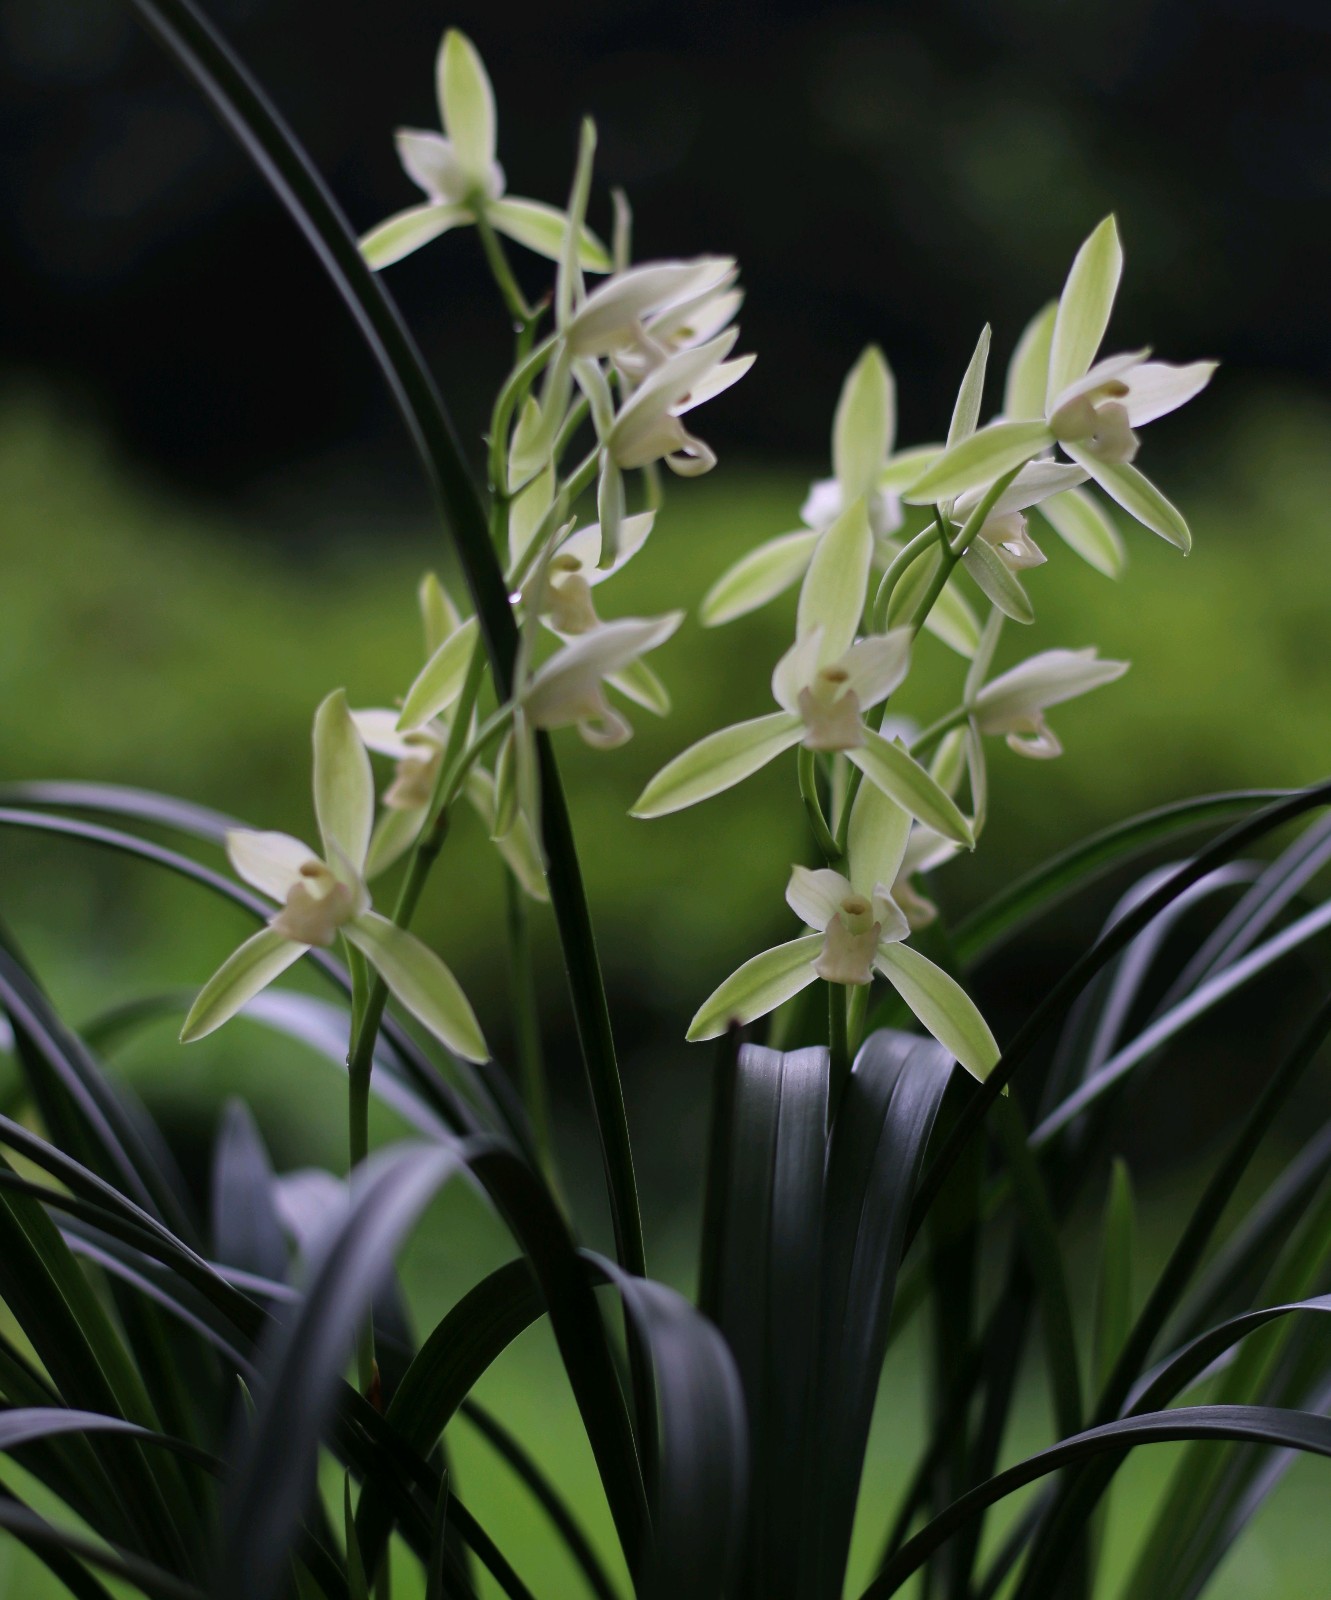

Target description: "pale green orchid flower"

left=350, top=709, right=548, bottom=902
left=969, top=647, right=1129, bottom=760
left=633, top=619, right=973, bottom=847
left=686, top=785, right=998, bottom=1079
left=701, top=345, right=943, bottom=629
left=360, top=30, right=611, bottom=272
left=181, top=691, right=488, bottom=1063
left=904, top=217, right=1215, bottom=553
left=521, top=612, right=683, bottom=749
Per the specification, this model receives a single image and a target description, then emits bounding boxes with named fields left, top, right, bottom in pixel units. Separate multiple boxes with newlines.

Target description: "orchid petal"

left=564, top=258, right=736, bottom=356
left=686, top=936, right=823, bottom=1041
left=903, top=420, right=1053, bottom=505
left=947, top=324, right=992, bottom=447
left=632, top=712, right=803, bottom=818
left=464, top=770, right=548, bottom=901
left=1121, top=359, right=1217, bottom=427
left=1047, top=215, right=1123, bottom=402
left=348, top=912, right=488, bottom=1062
left=438, top=30, right=496, bottom=186
left=607, top=658, right=671, bottom=716
left=180, top=928, right=306, bottom=1043
left=786, top=865, right=855, bottom=931
left=961, top=538, right=1036, bottom=624
left=874, top=944, right=1000, bottom=1080
left=1062, top=446, right=1192, bottom=551
left=313, top=690, right=374, bottom=875
left=847, top=783, right=911, bottom=900
left=1036, top=486, right=1126, bottom=578
left=833, top=345, right=895, bottom=503
left=227, top=830, right=318, bottom=902
left=1004, top=301, right=1056, bottom=420
left=839, top=630, right=913, bottom=709
left=398, top=618, right=480, bottom=732
left=488, top=197, right=612, bottom=271
left=796, top=500, right=873, bottom=663
left=394, top=130, right=468, bottom=202
left=846, top=729, right=974, bottom=845
left=351, top=710, right=419, bottom=762
left=359, top=203, right=469, bottom=270
left=365, top=806, right=426, bottom=879
left=700, top=530, right=819, bottom=627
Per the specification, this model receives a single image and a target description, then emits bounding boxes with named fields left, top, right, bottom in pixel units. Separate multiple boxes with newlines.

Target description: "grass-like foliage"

left=2, top=3, right=1330, bottom=1596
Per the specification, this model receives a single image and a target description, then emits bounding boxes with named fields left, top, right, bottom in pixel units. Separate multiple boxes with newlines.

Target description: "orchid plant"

left=9, top=13, right=1331, bottom=1600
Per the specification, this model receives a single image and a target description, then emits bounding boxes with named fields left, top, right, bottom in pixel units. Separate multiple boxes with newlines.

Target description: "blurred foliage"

left=2, top=0, right=1328, bottom=488
left=3, top=380, right=1330, bottom=1120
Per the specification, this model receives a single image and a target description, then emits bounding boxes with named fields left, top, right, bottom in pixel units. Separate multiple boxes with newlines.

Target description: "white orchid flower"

left=520, top=512, right=656, bottom=635
left=953, top=460, right=1087, bottom=574
left=686, top=785, right=998, bottom=1079
left=904, top=217, right=1215, bottom=553
left=181, top=691, right=488, bottom=1063
left=702, top=345, right=942, bottom=629
left=351, top=708, right=548, bottom=901
left=360, top=30, right=610, bottom=272
left=892, top=824, right=963, bottom=930
left=970, top=647, right=1128, bottom=759
left=521, top=612, right=682, bottom=749
left=563, top=256, right=739, bottom=364
left=601, top=327, right=754, bottom=475
left=637, top=500, right=969, bottom=833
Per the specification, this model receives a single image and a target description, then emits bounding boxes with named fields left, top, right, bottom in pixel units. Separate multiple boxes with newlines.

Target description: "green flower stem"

left=487, top=332, right=558, bottom=495
left=799, top=746, right=842, bottom=865
left=473, top=204, right=534, bottom=325
left=847, top=980, right=869, bottom=1058
left=553, top=395, right=591, bottom=470
left=505, top=872, right=560, bottom=1192
left=910, top=706, right=971, bottom=760
left=835, top=513, right=953, bottom=857
left=828, top=981, right=850, bottom=1114
left=871, top=524, right=939, bottom=633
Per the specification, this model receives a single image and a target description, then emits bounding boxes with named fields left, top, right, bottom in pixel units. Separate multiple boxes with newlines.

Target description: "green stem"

left=505, top=873, right=559, bottom=1191
left=872, top=525, right=939, bottom=633
left=553, top=395, right=591, bottom=470
left=487, top=332, right=558, bottom=495
left=828, top=982, right=850, bottom=1116
left=799, top=746, right=842, bottom=865
left=473, top=205, right=533, bottom=324
left=910, top=706, right=971, bottom=761
left=847, top=981, right=869, bottom=1058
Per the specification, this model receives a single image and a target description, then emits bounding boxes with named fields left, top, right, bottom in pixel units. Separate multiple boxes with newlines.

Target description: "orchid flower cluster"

left=180, top=28, right=1213, bottom=1103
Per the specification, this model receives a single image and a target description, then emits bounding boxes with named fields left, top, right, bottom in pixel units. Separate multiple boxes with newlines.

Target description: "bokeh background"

left=3, top=0, right=1331, bottom=1593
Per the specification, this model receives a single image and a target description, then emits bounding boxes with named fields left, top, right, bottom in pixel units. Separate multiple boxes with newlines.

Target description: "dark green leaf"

left=866, top=1405, right=1331, bottom=1597
left=807, top=1029, right=953, bottom=1598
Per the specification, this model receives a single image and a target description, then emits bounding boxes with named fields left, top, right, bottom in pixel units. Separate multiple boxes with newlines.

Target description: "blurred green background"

left=3, top=0, right=1331, bottom=1592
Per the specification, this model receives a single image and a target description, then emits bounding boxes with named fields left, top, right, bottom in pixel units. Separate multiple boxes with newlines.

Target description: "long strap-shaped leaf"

left=591, top=1255, right=749, bottom=1600
left=0, top=1493, right=205, bottom=1600
left=0, top=807, right=484, bottom=1137
left=215, top=1141, right=473, bottom=1600
left=952, top=788, right=1288, bottom=964
left=864, top=1404, right=1331, bottom=1597
left=121, top=0, right=646, bottom=1292
left=0, top=941, right=196, bottom=1242
left=911, top=779, right=1331, bottom=1237
left=1010, top=989, right=1331, bottom=1597
left=807, top=1030, right=954, bottom=1599
left=709, top=1044, right=826, bottom=1600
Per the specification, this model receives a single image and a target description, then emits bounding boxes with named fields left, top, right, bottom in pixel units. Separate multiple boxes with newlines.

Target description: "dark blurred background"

left=5, top=0, right=1331, bottom=495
